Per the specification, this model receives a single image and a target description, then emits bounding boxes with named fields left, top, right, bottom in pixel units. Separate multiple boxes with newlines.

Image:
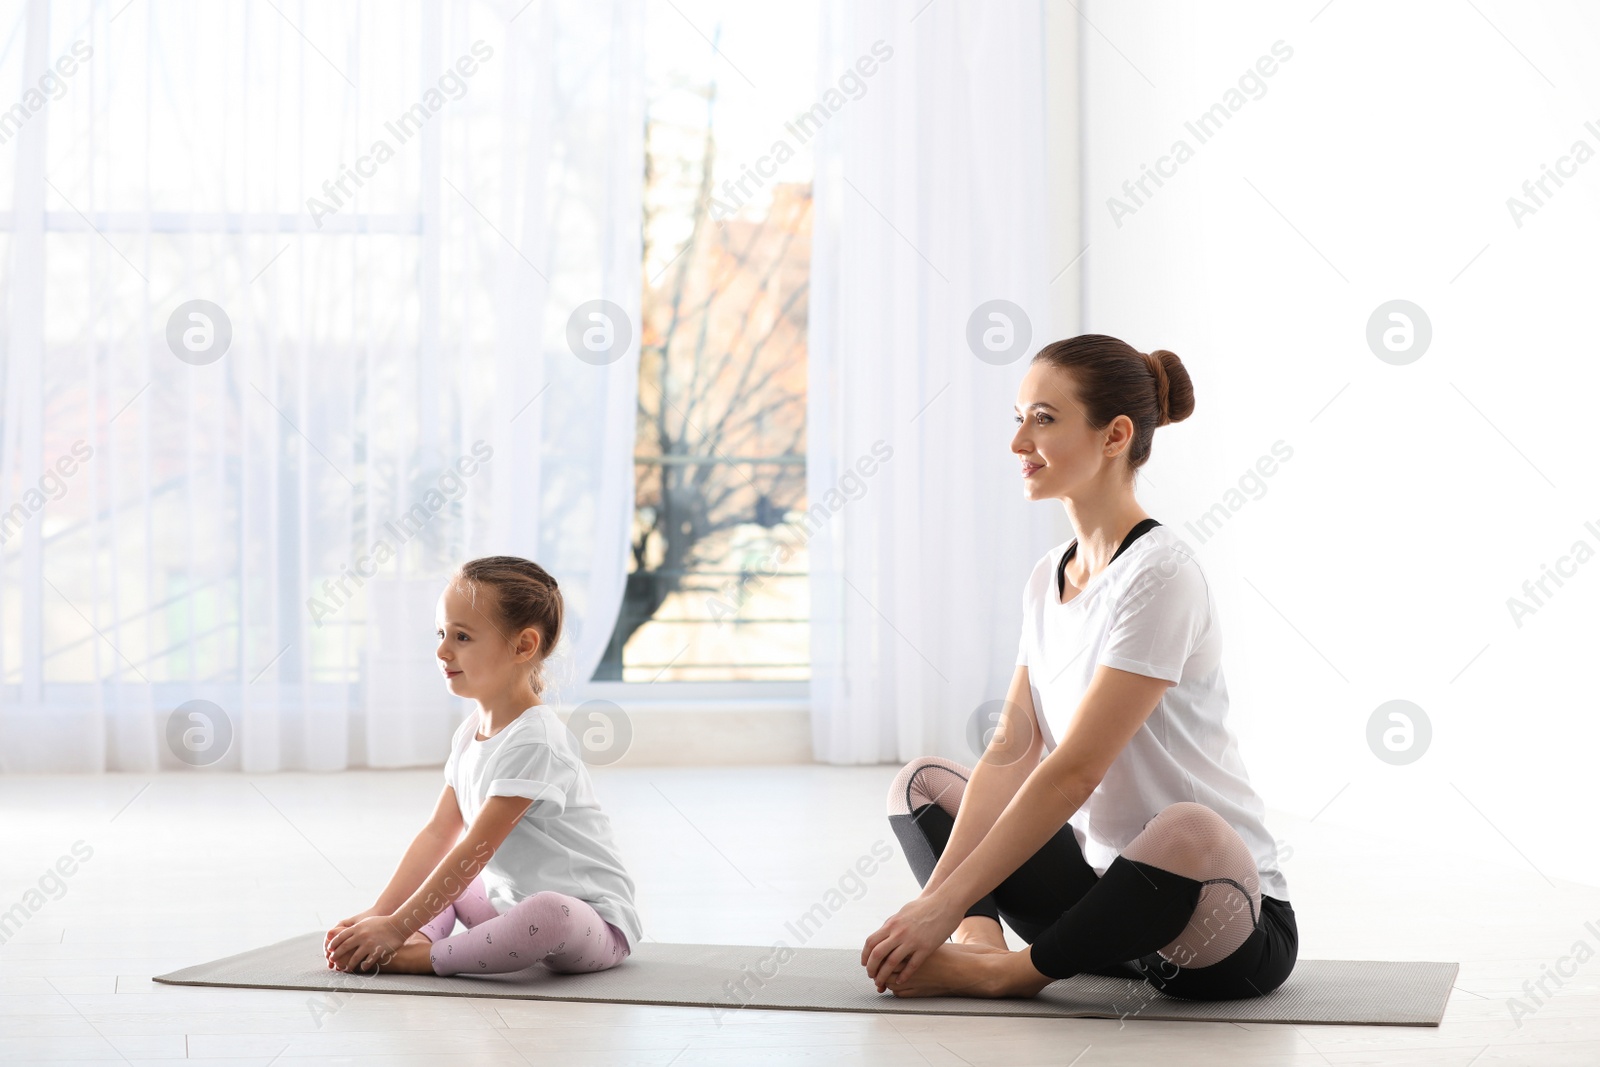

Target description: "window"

left=593, top=2, right=816, bottom=683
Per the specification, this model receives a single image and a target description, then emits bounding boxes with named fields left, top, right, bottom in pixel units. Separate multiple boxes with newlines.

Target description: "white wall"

left=1082, top=1, right=1600, bottom=887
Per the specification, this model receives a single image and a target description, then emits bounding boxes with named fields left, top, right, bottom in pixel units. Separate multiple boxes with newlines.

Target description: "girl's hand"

left=860, top=891, right=964, bottom=992
left=324, top=908, right=382, bottom=960
left=325, top=915, right=406, bottom=973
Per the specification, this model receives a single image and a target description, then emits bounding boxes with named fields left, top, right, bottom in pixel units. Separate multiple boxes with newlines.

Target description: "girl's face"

left=1012, top=362, right=1112, bottom=501
left=435, top=580, right=539, bottom=697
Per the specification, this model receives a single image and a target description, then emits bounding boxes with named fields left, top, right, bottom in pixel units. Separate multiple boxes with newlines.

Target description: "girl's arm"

left=932, top=664, right=1172, bottom=917
left=919, top=666, right=1044, bottom=898
left=385, top=793, right=534, bottom=938
left=361, top=785, right=468, bottom=916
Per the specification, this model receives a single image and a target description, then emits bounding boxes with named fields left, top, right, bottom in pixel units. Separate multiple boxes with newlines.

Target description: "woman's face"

left=435, top=581, right=538, bottom=697
left=1011, top=362, right=1111, bottom=501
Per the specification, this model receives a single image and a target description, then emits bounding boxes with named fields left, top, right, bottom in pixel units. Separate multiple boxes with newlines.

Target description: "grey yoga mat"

left=152, top=932, right=1458, bottom=1026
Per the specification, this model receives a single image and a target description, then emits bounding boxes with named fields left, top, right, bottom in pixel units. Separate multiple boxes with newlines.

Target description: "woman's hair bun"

left=1144, top=348, right=1193, bottom=426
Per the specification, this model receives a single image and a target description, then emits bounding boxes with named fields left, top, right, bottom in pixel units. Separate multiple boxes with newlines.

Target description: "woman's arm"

left=933, top=664, right=1172, bottom=918
left=920, top=666, right=1044, bottom=898
left=386, top=793, right=534, bottom=938
left=862, top=664, right=1173, bottom=986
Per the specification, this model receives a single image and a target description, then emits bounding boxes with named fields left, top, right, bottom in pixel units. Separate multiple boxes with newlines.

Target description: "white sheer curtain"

left=0, top=0, right=644, bottom=773
left=808, top=0, right=1065, bottom=764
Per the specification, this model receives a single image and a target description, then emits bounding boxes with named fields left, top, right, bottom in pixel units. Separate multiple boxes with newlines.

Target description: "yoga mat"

left=153, top=932, right=1458, bottom=1026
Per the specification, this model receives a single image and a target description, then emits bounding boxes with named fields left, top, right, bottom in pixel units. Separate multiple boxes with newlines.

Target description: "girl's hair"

left=450, top=556, right=564, bottom=699
left=1030, top=333, right=1195, bottom=478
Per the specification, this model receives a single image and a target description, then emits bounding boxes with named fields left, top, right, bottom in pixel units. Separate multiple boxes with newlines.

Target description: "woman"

left=861, top=334, right=1297, bottom=1002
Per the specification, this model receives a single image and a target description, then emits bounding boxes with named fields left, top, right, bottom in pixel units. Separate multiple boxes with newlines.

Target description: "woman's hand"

left=860, top=890, right=964, bottom=992
left=325, top=915, right=406, bottom=973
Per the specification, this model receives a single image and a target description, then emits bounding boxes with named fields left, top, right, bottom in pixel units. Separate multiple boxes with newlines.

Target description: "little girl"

left=325, top=555, right=642, bottom=977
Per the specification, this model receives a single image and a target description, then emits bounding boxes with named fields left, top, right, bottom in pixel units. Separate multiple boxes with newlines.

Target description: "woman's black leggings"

left=888, top=768, right=1299, bottom=1001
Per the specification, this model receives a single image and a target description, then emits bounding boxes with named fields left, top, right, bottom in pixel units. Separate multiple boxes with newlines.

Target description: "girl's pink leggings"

left=418, top=875, right=631, bottom=977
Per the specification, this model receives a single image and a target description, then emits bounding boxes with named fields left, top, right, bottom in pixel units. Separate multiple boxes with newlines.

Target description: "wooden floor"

left=1, top=765, right=1595, bottom=1065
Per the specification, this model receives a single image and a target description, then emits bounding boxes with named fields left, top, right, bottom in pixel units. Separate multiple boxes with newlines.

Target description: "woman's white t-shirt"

left=444, top=705, right=643, bottom=950
left=1015, top=522, right=1289, bottom=901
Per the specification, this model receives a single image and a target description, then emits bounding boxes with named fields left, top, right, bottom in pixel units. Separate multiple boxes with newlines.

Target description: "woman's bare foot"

left=884, top=944, right=1054, bottom=999
left=950, top=916, right=1008, bottom=951
left=883, top=942, right=1007, bottom=998
left=945, top=941, right=1010, bottom=955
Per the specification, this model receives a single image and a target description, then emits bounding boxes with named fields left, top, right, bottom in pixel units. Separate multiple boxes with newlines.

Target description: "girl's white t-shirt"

left=1015, top=522, right=1289, bottom=901
left=443, top=705, right=643, bottom=950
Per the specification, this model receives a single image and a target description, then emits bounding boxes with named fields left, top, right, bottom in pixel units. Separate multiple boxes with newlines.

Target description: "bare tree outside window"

left=593, top=6, right=814, bottom=682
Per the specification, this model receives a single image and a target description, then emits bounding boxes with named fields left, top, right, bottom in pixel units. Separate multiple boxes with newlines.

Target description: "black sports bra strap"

left=1057, top=518, right=1162, bottom=599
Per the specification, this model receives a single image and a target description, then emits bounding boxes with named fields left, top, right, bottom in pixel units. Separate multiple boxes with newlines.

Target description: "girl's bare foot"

left=375, top=939, right=437, bottom=975
left=331, top=938, right=436, bottom=976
